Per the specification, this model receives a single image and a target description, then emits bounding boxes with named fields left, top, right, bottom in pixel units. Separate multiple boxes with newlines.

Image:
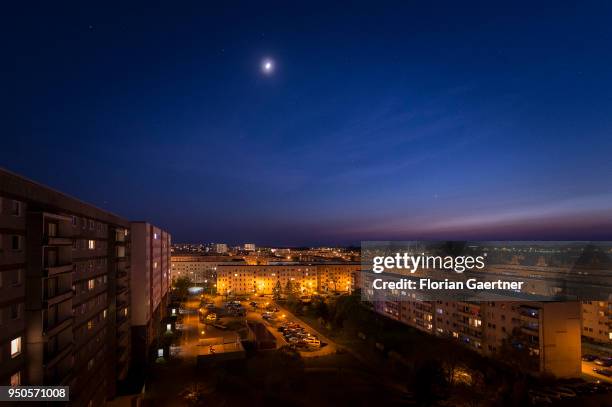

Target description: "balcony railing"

left=44, top=235, right=73, bottom=246
left=44, top=288, right=74, bottom=307
left=44, top=316, right=73, bottom=337
left=44, top=263, right=73, bottom=276
left=45, top=342, right=73, bottom=368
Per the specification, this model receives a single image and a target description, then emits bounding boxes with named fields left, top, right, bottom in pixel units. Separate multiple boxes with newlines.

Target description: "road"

left=239, top=297, right=338, bottom=357
left=174, top=296, right=240, bottom=359
left=582, top=360, right=612, bottom=384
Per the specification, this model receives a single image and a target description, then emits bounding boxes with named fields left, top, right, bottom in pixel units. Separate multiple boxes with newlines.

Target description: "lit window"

left=154, top=233, right=158, bottom=239
left=11, top=337, right=21, bottom=358
left=88, top=279, right=95, bottom=290
left=10, top=371, right=20, bottom=387
left=88, top=240, right=95, bottom=250
left=87, top=320, right=93, bottom=330
left=103, top=309, right=107, bottom=319
left=153, top=262, right=158, bottom=269
left=87, top=358, right=94, bottom=370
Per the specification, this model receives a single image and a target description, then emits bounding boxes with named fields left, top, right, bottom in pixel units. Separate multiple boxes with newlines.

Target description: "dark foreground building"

left=0, top=168, right=132, bottom=406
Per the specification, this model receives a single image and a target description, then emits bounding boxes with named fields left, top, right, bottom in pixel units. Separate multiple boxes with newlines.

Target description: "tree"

left=498, top=327, right=539, bottom=373
left=284, top=280, right=294, bottom=296
left=173, top=276, right=192, bottom=300
left=413, top=359, right=449, bottom=406
left=273, top=280, right=282, bottom=300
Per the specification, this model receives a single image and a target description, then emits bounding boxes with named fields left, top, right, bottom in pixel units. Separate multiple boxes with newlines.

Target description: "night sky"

left=4, top=2, right=612, bottom=245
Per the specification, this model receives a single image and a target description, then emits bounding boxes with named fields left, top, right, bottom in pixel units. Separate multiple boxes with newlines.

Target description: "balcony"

left=44, top=235, right=73, bottom=246
left=117, top=315, right=129, bottom=326
left=45, top=342, right=73, bottom=368
left=44, top=317, right=73, bottom=337
left=44, top=263, right=73, bottom=276
left=117, top=284, right=128, bottom=295
left=44, top=288, right=74, bottom=307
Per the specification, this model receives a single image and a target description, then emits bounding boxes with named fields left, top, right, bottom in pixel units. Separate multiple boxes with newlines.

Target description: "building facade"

left=0, top=168, right=131, bottom=406
left=130, top=222, right=171, bottom=365
left=582, top=300, right=612, bottom=344
left=170, top=255, right=245, bottom=285
left=213, top=243, right=228, bottom=254
left=216, top=263, right=360, bottom=295
left=375, top=299, right=581, bottom=378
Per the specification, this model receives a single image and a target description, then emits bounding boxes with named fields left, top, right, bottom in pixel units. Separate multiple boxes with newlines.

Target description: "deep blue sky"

left=4, top=1, right=612, bottom=245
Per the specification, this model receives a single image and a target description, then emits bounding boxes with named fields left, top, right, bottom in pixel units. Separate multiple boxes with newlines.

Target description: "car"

left=206, top=313, right=217, bottom=321
left=593, top=368, right=612, bottom=377
left=568, top=383, right=595, bottom=395
left=536, top=389, right=562, bottom=400
left=304, top=337, right=321, bottom=347
left=528, top=391, right=552, bottom=405
left=594, top=357, right=612, bottom=367
left=582, top=354, right=598, bottom=362
left=554, top=387, right=576, bottom=398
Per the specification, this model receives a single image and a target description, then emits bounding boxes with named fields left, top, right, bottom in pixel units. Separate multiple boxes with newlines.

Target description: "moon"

left=261, top=58, right=274, bottom=75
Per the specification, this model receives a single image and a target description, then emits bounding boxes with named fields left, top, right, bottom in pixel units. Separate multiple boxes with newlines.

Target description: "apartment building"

left=376, top=300, right=581, bottom=378
left=582, top=300, right=612, bottom=344
left=214, top=243, right=228, bottom=254
left=0, top=168, right=131, bottom=406
left=216, top=263, right=360, bottom=295
left=170, top=255, right=245, bottom=284
left=130, top=222, right=171, bottom=365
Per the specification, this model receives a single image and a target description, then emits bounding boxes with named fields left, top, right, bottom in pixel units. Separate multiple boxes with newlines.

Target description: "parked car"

left=206, top=313, right=217, bottom=321
left=594, top=357, right=612, bottom=367
left=528, top=390, right=552, bottom=405
left=553, top=387, right=576, bottom=398
left=593, top=368, right=612, bottom=377
left=582, top=354, right=598, bottom=362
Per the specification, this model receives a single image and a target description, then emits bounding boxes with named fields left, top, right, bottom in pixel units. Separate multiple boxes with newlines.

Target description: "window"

left=11, top=200, right=21, bottom=217
left=87, top=320, right=93, bottom=330
left=88, top=279, right=95, bottom=290
left=10, top=303, right=20, bottom=320
left=103, top=309, right=107, bottom=319
left=88, top=240, right=95, bottom=250
left=10, top=371, right=20, bottom=387
left=11, top=235, right=22, bottom=251
left=11, top=270, right=21, bottom=286
left=47, top=222, right=57, bottom=237
left=153, top=233, right=158, bottom=239
left=87, top=358, right=94, bottom=370
left=11, top=337, right=21, bottom=358
left=89, top=220, right=94, bottom=230
left=71, top=216, right=77, bottom=226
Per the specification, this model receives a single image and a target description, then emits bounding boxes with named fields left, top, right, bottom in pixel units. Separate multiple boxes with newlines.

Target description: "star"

left=261, top=58, right=274, bottom=75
